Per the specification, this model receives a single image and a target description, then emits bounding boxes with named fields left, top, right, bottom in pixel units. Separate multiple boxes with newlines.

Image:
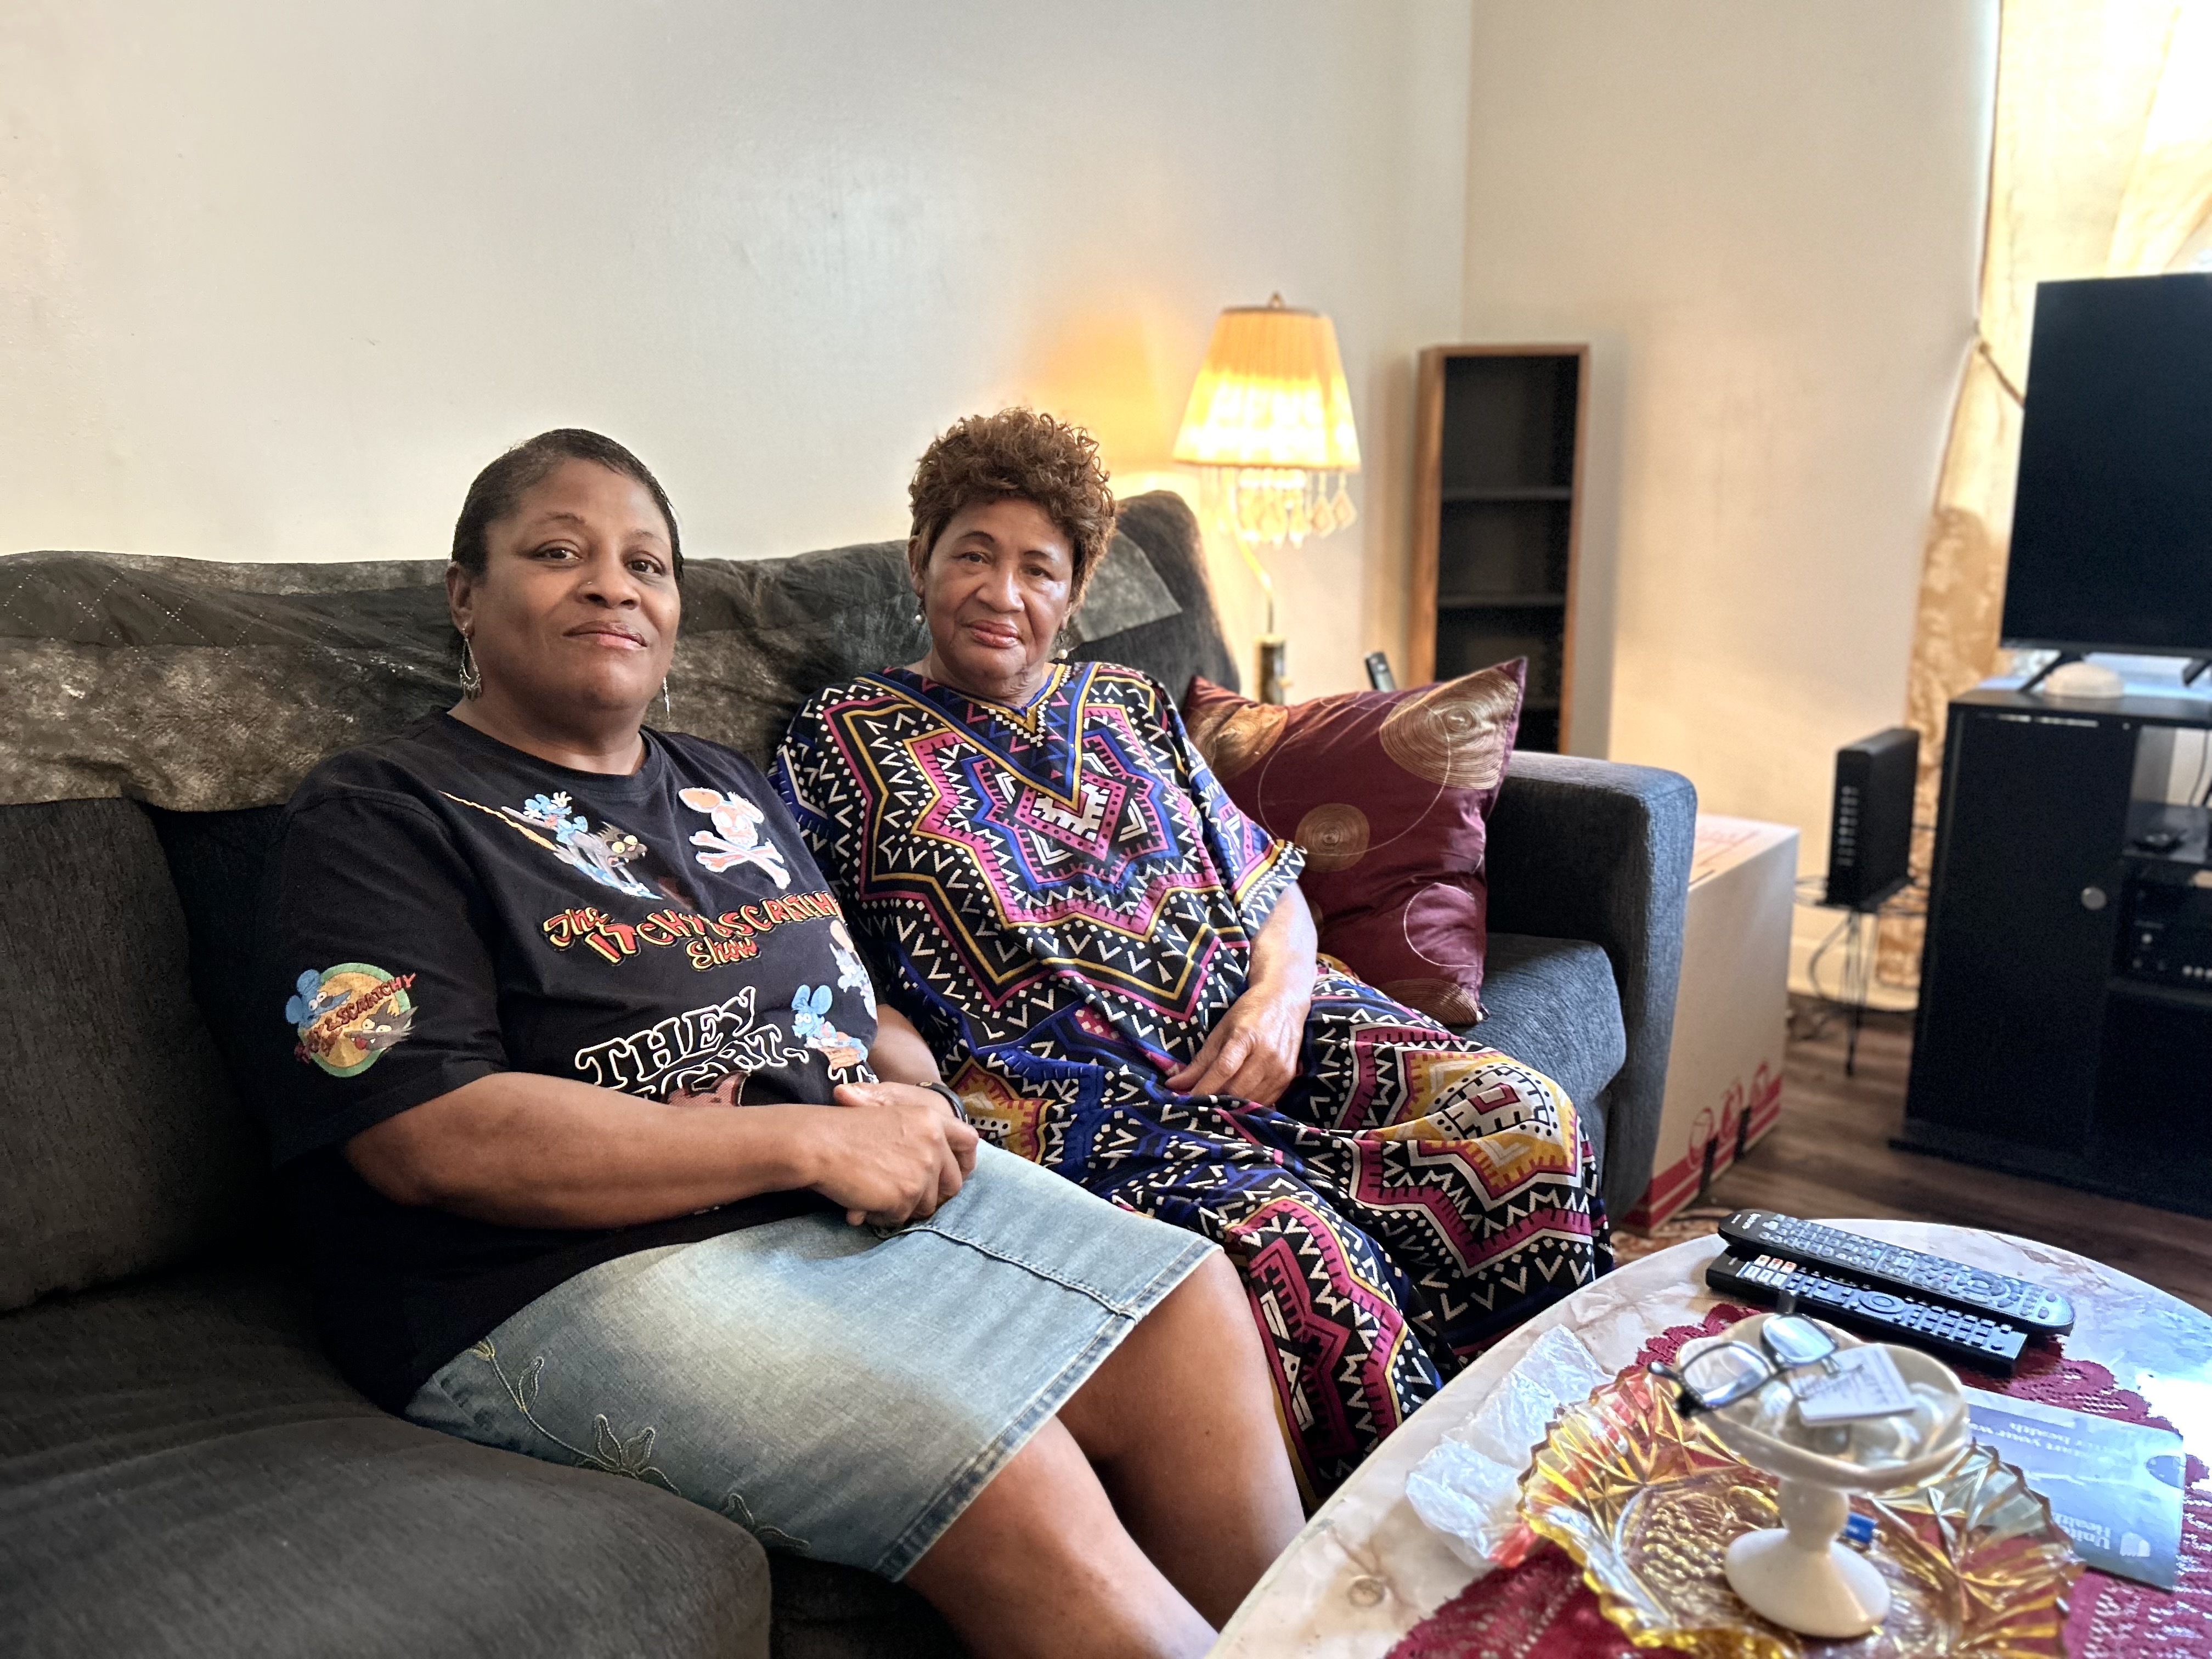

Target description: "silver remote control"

left=1717, top=1211, right=2074, bottom=1335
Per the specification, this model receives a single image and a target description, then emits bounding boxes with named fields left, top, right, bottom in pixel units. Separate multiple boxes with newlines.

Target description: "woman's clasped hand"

left=1163, top=930, right=1317, bottom=1105
left=817, top=1080, right=979, bottom=1227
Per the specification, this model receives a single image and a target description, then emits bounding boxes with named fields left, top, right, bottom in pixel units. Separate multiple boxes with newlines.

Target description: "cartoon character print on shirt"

left=679, top=787, right=791, bottom=887
left=446, top=789, right=660, bottom=899
left=287, top=963, right=415, bottom=1076
left=827, top=918, right=877, bottom=1017
left=791, top=985, right=866, bottom=1074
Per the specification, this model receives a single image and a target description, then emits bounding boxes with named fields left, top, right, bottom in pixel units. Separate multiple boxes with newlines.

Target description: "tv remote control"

left=1706, top=1250, right=2028, bottom=1375
left=1718, top=1211, right=2074, bottom=1335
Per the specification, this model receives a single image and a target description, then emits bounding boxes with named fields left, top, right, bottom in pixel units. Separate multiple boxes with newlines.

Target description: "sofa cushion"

left=1071, top=491, right=1241, bottom=697
left=767, top=1558, right=962, bottom=1659
left=0, top=1260, right=770, bottom=1658
left=1464, top=932, right=1627, bottom=1138
left=140, top=803, right=288, bottom=1088
left=0, top=798, right=264, bottom=1311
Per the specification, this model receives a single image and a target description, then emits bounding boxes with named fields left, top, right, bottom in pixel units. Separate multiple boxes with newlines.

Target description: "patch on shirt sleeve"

left=287, top=963, right=416, bottom=1076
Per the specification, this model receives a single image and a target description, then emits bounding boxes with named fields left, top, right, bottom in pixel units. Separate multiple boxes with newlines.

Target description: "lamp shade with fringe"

left=1173, top=295, right=1361, bottom=549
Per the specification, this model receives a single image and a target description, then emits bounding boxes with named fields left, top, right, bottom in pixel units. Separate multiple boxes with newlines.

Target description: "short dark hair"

left=909, top=409, right=1115, bottom=598
left=450, top=428, right=682, bottom=580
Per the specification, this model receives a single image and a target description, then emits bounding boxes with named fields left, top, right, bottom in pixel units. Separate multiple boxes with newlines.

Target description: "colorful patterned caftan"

left=775, top=662, right=1608, bottom=1497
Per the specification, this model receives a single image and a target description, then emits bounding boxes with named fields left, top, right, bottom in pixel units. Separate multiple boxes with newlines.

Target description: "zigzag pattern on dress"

left=776, top=663, right=1297, bottom=1054
left=775, top=663, right=1610, bottom=1500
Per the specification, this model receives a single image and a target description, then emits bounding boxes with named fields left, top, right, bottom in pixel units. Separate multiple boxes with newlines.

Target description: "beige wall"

left=0, top=0, right=1470, bottom=698
left=4, top=0, right=2010, bottom=799
left=1457, top=0, right=1999, bottom=870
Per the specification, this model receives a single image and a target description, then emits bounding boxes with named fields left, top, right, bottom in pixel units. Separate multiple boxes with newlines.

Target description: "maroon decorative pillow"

left=1183, top=661, right=1525, bottom=1025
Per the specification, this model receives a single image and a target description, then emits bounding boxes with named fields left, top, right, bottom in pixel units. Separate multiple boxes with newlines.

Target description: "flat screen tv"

left=2003, top=272, right=2212, bottom=661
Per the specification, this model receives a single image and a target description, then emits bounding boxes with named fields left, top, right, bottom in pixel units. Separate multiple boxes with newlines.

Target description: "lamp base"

left=1257, top=635, right=1290, bottom=705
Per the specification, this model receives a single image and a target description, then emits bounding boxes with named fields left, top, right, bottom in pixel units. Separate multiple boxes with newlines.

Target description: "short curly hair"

left=908, top=409, right=1116, bottom=599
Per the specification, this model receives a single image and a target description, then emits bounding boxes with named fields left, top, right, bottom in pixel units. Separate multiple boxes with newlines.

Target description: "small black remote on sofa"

left=1705, top=1250, right=2028, bottom=1375
left=1717, top=1210, right=2074, bottom=1335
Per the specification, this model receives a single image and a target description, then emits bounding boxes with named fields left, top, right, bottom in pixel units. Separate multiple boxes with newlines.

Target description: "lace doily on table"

left=1387, top=1542, right=1682, bottom=1659
left=1390, top=1304, right=2212, bottom=1659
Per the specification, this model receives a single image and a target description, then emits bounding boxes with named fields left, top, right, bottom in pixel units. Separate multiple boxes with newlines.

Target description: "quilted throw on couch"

left=0, top=497, right=1212, bottom=811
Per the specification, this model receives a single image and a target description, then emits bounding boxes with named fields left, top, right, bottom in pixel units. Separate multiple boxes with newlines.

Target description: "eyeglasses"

left=1649, top=1303, right=1839, bottom=1415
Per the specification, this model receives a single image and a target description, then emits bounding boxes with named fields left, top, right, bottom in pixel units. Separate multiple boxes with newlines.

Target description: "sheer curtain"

left=1883, top=0, right=2212, bottom=988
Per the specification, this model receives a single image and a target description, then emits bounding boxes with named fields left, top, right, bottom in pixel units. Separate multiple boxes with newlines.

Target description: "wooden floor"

left=1696, top=1000, right=2212, bottom=1314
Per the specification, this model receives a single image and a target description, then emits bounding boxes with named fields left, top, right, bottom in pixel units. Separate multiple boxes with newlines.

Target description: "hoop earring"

left=458, top=635, right=483, bottom=700
left=661, top=677, right=672, bottom=719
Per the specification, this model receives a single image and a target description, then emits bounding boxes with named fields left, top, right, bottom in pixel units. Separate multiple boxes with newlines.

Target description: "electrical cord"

left=1802, top=909, right=1854, bottom=1006
left=1790, top=802, right=1939, bottom=1047
left=1791, top=877, right=1922, bottom=1057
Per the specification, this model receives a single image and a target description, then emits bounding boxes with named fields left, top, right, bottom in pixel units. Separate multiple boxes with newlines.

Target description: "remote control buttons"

left=1719, top=1214, right=2075, bottom=1335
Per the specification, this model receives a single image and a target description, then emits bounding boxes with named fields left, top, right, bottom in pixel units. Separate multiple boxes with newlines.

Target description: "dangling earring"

left=458, top=633, right=483, bottom=699
left=912, top=608, right=924, bottom=629
left=661, top=677, right=672, bottom=719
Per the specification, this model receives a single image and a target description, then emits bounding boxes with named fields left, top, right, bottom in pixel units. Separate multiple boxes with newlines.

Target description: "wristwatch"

left=923, top=1081, right=969, bottom=1122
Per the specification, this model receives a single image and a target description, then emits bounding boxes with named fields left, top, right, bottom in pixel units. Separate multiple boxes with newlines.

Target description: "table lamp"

left=1172, top=294, right=1361, bottom=703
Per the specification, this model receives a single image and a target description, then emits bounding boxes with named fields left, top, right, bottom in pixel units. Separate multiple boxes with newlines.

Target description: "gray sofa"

left=0, top=493, right=1693, bottom=1657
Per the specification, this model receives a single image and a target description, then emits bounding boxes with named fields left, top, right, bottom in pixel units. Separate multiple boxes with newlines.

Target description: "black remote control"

left=1718, top=1210, right=2074, bottom=1335
left=1706, top=1250, right=2028, bottom=1375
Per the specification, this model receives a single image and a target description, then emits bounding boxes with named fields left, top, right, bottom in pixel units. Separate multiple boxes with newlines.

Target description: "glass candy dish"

left=1516, top=1355, right=2082, bottom=1658
left=1683, top=1313, right=1970, bottom=1635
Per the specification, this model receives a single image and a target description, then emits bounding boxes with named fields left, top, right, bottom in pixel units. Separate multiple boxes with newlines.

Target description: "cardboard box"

left=1623, top=815, right=1798, bottom=1231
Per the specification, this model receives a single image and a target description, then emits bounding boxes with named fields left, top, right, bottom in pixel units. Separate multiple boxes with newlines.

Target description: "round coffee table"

left=1212, top=1221, right=2212, bottom=1658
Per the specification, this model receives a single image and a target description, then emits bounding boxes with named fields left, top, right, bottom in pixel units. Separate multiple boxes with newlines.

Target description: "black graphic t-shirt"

left=252, top=714, right=881, bottom=1412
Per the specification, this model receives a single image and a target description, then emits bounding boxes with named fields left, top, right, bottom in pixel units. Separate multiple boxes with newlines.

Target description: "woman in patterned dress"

left=776, top=410, right=1610, bottom=1499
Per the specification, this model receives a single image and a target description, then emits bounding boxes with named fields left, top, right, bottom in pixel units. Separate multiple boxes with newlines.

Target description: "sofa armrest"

left=1485, top=751, right=1697, bottom=1225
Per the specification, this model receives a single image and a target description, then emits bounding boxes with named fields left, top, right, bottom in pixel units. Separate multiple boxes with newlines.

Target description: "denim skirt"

left=405, top=1143, right=1216, bottom=1579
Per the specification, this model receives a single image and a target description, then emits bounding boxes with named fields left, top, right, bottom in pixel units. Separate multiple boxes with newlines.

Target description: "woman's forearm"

left=1163, top=883, right=1318, bottom=1101
left=1248, top=882, right=1319, bottom=996
left=346, top=1072, right=832, bottom=1228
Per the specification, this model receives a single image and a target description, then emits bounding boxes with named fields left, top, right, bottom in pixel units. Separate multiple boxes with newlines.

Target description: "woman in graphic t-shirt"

left=253, top=429, right=1301, bottom=1659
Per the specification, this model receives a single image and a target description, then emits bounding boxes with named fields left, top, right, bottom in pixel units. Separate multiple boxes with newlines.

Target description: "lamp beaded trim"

left=1206, top=466, right=1357, bottom=548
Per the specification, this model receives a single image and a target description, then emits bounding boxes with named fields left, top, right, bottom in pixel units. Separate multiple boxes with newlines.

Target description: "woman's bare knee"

left=903, top=1417, right=1211, bottom=1659
left=1183, top=1250, right=1263, bottom=1342
left=1046, top=1251, right=1301, bottom=1627
left=1064, top=1251, right=1269, bottom=1455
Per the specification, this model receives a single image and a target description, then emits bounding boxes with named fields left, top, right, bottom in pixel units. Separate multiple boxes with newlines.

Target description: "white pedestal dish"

left=1683, top=1313, right=1969, bottom=1639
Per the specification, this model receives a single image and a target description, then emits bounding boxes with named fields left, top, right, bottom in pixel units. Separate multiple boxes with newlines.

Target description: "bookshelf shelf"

left=1436, top=592, right=1567, bottom=611
left=1440, top=485, right=1573, bottom=503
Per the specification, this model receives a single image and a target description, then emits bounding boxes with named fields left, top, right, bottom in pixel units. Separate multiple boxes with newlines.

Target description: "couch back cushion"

left=0, top=799, right=264, bottom=1311
left=0, top=492, right=1231, bottom=813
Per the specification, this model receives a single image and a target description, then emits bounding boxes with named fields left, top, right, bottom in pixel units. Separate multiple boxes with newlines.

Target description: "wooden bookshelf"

left=1409, top=345, right=1589, bottom=754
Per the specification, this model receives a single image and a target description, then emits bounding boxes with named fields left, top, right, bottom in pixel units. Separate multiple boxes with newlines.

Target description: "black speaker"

left=1824, top=727, right=1918, bottom=910
left=1905, top=704, right=2135, bottom=1151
